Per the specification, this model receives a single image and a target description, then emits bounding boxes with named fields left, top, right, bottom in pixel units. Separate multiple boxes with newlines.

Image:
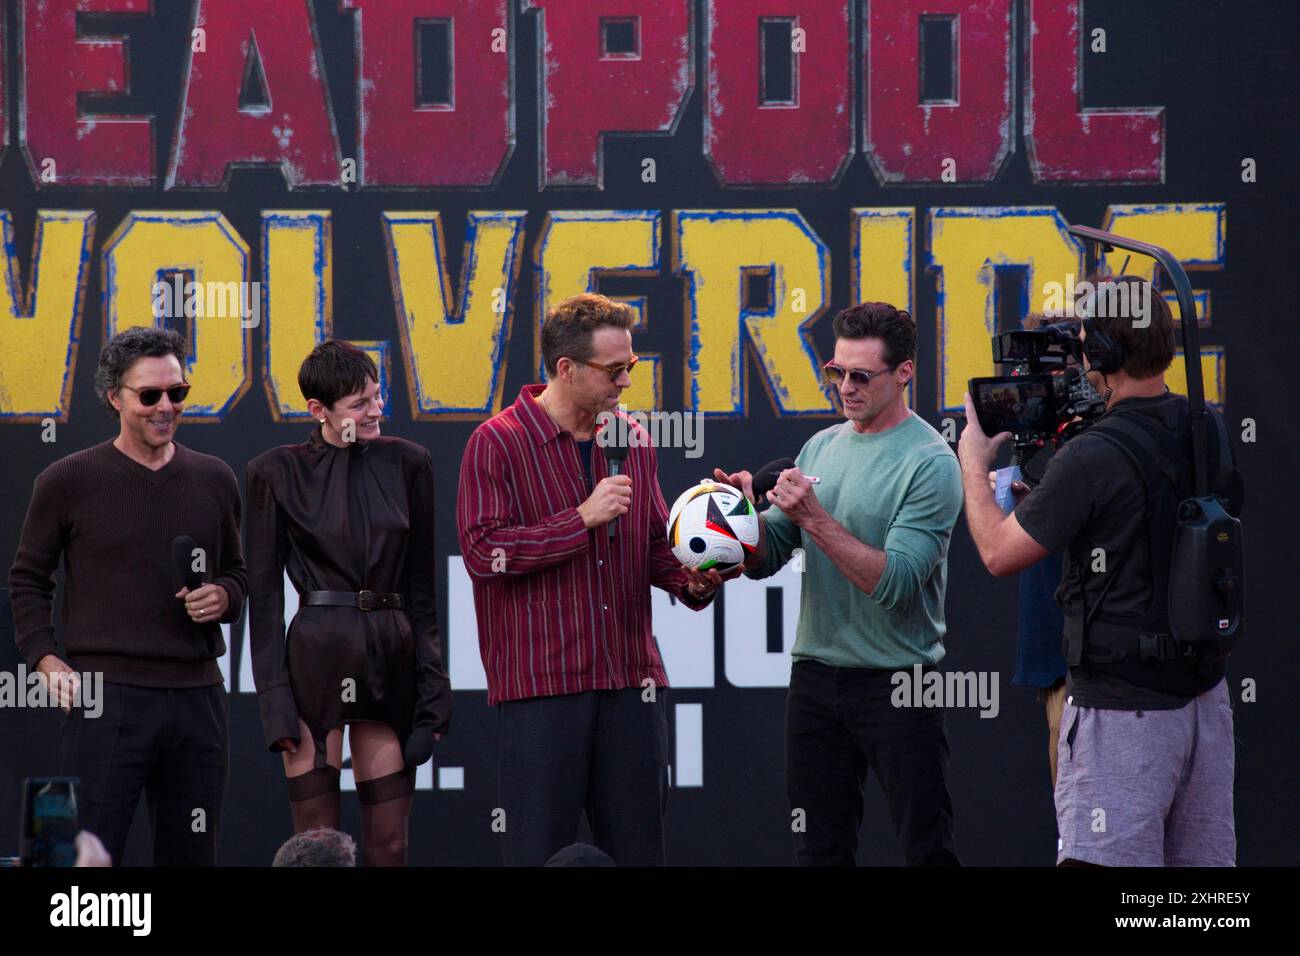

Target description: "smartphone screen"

left=21, top=777, right=79, bottom=867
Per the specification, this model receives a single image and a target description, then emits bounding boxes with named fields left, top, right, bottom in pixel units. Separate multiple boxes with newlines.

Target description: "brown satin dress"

left=246, top=424, right=451, bottom=770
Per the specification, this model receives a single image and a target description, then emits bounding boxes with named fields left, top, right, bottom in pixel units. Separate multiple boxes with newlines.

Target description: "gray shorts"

left=1055, top=677, right=1235, bottom=866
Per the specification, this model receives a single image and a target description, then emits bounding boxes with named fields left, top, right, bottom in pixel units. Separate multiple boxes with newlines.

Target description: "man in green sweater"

left=714, top=302, right=964, bottom=866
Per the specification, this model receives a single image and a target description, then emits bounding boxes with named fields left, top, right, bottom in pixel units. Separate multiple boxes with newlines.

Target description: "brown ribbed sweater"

left=9, top=439, right=247, bottom=687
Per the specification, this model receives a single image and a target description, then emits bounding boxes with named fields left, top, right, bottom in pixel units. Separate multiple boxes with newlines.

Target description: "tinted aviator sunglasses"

left=821, top=361, right=896, bottom=388
left=573, top=354, right=639, bottom=382
left=119, top=383, right=191, bottom=406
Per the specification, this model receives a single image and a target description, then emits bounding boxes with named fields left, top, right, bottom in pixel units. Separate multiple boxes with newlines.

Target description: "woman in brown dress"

left=247, top=341, right=451, bottom=865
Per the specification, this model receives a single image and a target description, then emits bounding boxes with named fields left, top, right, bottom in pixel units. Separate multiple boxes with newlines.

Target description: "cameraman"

left=957, top=276, right=1239, bottom=867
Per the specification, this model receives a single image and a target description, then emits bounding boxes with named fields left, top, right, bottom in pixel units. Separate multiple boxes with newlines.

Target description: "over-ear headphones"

left=1082, top=318, right=1125, bottom=375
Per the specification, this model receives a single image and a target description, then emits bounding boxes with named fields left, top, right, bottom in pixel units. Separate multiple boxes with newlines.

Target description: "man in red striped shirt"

left=457, top=293, right=721, bottom=866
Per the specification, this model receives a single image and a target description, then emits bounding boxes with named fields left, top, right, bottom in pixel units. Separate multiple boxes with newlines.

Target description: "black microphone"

left=751, top=457, right=797, bottom=509
left=173, top=534, right=215, bottom=650
left=602, top=442, right=631, bottom=539
left=172, top=535, right=203, bottom=591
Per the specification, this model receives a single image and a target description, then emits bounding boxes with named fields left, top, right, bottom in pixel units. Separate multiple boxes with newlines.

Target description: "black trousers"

left=498, top=687, right=669, bottom=866
left=786, top=659, right=959, bottom=866
left=60, top=682, right=228, bottom=866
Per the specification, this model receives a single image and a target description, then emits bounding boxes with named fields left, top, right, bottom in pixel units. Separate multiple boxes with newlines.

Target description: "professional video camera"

left=969, top=321, right=1107, bottom=468
left=969, top=225, right=1244, bottom=661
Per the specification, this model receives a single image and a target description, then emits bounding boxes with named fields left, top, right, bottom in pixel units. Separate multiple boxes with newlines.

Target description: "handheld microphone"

left=173, top=535, right=216, bottom=650
left=172, top=535, right=203, bottom=591
left=602, top=442, right=631, bottom=539
left=750, top=458, right=821, bottom=510
left=751, top=458, right=796, bottom=510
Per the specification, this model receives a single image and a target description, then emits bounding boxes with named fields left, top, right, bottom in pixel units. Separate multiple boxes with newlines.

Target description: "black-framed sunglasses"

left=573, top=354, right=639, bottom=382
left=119, top=383, right=191, bottom=406
left=821, top=361, right=896, bottom=388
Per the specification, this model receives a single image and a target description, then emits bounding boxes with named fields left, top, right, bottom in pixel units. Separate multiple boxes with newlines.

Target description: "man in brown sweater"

left=9, top=327, right=246, bottom=865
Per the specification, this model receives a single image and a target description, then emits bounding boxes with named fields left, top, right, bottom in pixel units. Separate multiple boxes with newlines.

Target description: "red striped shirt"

left=456, top=384, right=710, bottom=705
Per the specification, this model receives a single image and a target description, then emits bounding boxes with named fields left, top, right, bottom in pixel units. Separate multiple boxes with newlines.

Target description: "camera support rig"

left=1067, top=226, right=1211, bottom=497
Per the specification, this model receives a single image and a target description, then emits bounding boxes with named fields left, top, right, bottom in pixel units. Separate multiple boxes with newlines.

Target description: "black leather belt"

left=302, top=590, right=403, bottom=611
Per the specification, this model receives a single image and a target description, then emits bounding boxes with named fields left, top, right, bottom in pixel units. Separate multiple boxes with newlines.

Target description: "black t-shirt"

left=1014, top=392, right=1199, bottom=710
left=576, top=438, right=594, bottom=490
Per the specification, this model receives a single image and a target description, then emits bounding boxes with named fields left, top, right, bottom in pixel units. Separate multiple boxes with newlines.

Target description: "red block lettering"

left=167, top=0, right=341, bottom=189
left=342, top=0, right=512, bottom=187
left=864, top=0, right=1013, bottom=184
left=705, top=1, right=852, bottom=186
left=21, top=0, right=154, bottom=187
left=1025, top=0, right=1164, bottom=182
left=523, top=0, right=692, bottom=188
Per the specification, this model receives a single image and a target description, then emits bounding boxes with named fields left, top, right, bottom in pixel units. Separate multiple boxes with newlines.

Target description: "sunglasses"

left=119, top=383, right=191, bottom=406
left=573, top=355, right=639, bottom=382
left=822, top=361, right=896, bottom=388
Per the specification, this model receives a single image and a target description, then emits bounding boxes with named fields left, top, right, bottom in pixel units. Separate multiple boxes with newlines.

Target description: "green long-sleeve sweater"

left=746, top=413, right=964, bottom=669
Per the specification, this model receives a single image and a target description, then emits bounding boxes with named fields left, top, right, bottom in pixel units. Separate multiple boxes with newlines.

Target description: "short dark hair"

left=541, top=293, right=636, bottom=376
left=298, top=340, right=378, bottom=409
left=1085, top=275, right=1175, bottom=379
left=831, top=302, right=916, bottom=367
left=94, top=326, right=188, bottom=418
left=272, top=827, right=356, bottom=867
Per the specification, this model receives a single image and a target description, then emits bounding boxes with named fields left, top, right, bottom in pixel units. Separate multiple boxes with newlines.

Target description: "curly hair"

left=93, top=327, right=188, bottom=418
left=271, top=827, right=357, bottom=867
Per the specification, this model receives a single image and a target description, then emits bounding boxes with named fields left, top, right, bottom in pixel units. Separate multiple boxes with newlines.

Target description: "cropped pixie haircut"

left=298, top=340, right=379, bottom=409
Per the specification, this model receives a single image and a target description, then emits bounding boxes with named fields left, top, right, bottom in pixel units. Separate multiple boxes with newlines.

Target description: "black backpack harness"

left=1063, top=403, right=1241, bottom=697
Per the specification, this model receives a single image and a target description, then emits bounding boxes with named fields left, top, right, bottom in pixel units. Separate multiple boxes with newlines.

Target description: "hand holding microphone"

left=172, top=534, right=228, bottom=622
left=175, top=584, right=228, bottom=621
left=578, top=476, right=632, bottom=530
left=599, top=440, right=632, bottom=539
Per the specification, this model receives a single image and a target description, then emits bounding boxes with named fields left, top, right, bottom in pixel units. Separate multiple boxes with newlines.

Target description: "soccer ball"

left=667, top=481, right=760, bottom=572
